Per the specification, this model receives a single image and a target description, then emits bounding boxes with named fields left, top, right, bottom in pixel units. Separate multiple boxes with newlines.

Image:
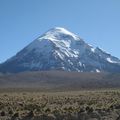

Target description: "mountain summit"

left=0, top=27, right=120, bottom=73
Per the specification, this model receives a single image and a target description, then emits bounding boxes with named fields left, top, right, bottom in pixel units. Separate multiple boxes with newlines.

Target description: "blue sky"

left=0, top=0, right=120, bottom=63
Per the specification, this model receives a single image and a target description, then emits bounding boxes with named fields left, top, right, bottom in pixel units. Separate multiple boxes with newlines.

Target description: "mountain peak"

left=39, top=27, right=79, bottom=41
left=50, top=27, right=75, bottom=35
left=49, top=27, right=73, bottom=33
left=0, top=27, right=120, bottom=73
left=25, top=27, right=84, bottom=54
left=50, top=27, right=67, bottom=30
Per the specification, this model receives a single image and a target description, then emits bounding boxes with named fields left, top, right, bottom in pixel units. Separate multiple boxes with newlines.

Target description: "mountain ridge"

left=0, top=27, right=120, bottom=73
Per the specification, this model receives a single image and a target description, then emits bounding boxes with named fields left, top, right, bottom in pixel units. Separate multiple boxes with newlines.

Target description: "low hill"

left=0, top=71, right=120, bottom=90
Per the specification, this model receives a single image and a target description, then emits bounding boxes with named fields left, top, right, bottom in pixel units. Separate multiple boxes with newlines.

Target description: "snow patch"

left=97, top=47, right=110, bottom=55
left=39, top=27, right=79, bottom=42
left=106, top=58, right=117, bottom=63
left=39, top=33, right=56, bottom=41
left=55, top=51, right=64, bottom=60
left=68, top=60, right=73, bottom=65
left=91, top=48, right=95, bottom=52
left=78, top=62, right=82, bottom=66
left=96, top=69, right=100, bottom=73
left=53, top=27, right=79, bottom=40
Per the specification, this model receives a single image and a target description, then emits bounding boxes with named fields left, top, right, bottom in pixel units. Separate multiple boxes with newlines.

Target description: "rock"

left=0, top=111, right=5, bottom=116
left=88, top=111, right=101, bottom=120
left=78, top=112, right=89, bottom=120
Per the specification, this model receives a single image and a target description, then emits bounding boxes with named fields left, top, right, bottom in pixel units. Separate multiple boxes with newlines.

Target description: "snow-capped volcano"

left=0, top=27, right=120, bottom=73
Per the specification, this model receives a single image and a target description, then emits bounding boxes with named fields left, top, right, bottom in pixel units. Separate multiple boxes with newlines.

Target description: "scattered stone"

left=1, top=111, right=5, bottom=116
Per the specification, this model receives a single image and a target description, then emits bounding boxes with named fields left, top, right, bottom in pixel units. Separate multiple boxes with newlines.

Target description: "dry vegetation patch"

left=0, top=90, right=120, bottom=120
